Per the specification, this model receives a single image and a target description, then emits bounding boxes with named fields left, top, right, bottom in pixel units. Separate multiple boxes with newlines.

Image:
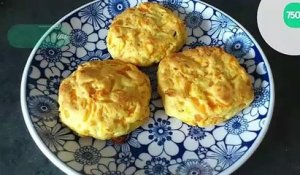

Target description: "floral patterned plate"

left=20, top=0, right=274, bottom=174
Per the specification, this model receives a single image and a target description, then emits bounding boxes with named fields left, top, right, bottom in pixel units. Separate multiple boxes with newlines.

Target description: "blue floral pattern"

left=184, top=3, right=213, bottom=37
left=35, top=67, right=62, bottom=95
left=138, top=110, right=185, bottom=156
left=176, top=159, right=213, bottom=175
left=91, top=161, right=136, bottom=175
left=183, top=124, right=216, bottom=150
left=208, top=11, right=236, bottom=40
left=61, top=17, right=99, bottom=58
left=35, top=123, right=75, bottom=152
left=34, top=32, right=72, bottom=70
left=68, top=57, right=82, bottom=70
left=135, top=153, right=171, bottom=175
left=225, top=116, right=248, bottom=135
left=57, top=137, right=116, bottom=173
left=243, top=78, right=270, bottom=117
left=117, top=151, right=136, bottom=166
left=185, top=11, right=203, bottom=29
left=107, top=129, right=142, bottom=152
left=162, top=0, right=183, bottom=11
left=108, top=0, right=130, bottom=17
left=78, top=1, right=110, bottom=30
left=157, top=0, right=189, bottom=14
left=81, top=50, right=110, bottom=61
left=212, top=113, right=261, bottom=145
left=144, top=157, right=170, bottom=175
left=207, top=142, right=247, bottom=171
left=197, top=146, right=208, bottom=159
left=224, top=33, right=252, bottom=58
left=23, top=0, right=273, bottom=174
left=27, top=95, right=58, bottom=122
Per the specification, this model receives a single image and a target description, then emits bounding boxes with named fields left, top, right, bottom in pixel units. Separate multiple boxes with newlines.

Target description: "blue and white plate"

left=21, top=0, right=274, bottom=174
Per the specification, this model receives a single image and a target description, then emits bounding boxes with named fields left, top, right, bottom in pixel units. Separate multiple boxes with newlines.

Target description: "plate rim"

left=20, top=0, right=275, bottom=175
left=20, top=1, right=100, bottom=174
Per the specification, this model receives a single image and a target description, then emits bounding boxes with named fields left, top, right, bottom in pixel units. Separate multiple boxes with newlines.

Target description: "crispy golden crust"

left=157, top=47, right=254, bottom=127
left=58, top=60, right=151, bottom=140
left=107, top=2, right=187, bottom=66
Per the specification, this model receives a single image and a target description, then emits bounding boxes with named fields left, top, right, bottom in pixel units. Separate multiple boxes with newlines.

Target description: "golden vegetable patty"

left=157, top=47, right=254, bottom=127
left=58, top=60, right=151, bottom=140
left=107, top=2, right=187, bottom=66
